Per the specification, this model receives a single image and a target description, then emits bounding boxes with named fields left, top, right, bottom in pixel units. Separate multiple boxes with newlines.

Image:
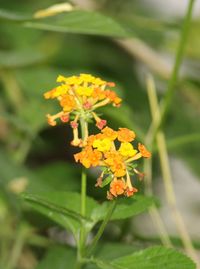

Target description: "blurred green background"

left=0, top=0, right=200, bottom=268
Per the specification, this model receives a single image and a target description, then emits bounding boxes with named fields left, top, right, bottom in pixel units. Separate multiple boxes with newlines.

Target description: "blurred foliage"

left=0, top=0, right=200, bottom=268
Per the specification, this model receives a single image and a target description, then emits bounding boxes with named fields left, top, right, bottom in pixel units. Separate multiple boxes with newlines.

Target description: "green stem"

left=5, top=224, right=28, bottom=269
left=152, top=0, right=194, bottom=138
left=87, top=200, right=117, bottom=257
left=81, top=170, right=87, bottom=218
left=144, top=75, right=172, bottom=248
left=144, top=153, right=172, bottom=247
left=76, top=117, right=88, bottom=269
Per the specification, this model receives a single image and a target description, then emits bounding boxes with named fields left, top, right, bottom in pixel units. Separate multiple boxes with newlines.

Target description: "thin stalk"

left=76, top=117, right=88, bottom=269
left=147, top=75, right=200, bottom=267
left=87, top=200, right=117, bottom=257
left=152, top=0, right=195, bottom=139
left=144, top=76, right=172, bottom=247
left=5, top=224, right=28, bottom=269
left=144, top=157, right=172, bottom=247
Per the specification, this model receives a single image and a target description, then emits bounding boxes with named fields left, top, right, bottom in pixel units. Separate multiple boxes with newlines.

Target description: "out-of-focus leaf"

left=0, top=49, right=47, bottom=68
left=0, top=9, right=30, bottom=21
left=22, top=191, right=98, bottom=235
left=111, top=246, right=196, bottom=269
left=25, top=10, right=130, bottom=37
left=36, top=245, right=76, bottom=269
left=164, top=86, right=200, bottom=179
left=34, top=162, right=80, bottom=192
left=0, top=8, right=130, bottom=38
left=92, top=195, right=154, bottom=222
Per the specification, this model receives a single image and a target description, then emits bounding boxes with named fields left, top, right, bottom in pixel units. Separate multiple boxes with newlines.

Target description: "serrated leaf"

left=111, top=246, right=196, bottom=269
left=92, top=195, right=154, bottom=222
left=22, top=191, right=98, bottom=235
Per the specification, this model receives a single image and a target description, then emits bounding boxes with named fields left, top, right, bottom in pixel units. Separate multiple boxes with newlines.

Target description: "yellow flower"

left=93, top=138, right=112, bottom=152
left=76, top=86, right=94, bottom=96
left=80, top=73, right=95, bottom=83
left=119, top=142, right=137, bottom=157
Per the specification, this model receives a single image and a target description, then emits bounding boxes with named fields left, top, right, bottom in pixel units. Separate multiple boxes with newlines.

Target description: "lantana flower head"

left=44, top=74, right=122, bottom=146
left=74, top=127, right=151, bottom=200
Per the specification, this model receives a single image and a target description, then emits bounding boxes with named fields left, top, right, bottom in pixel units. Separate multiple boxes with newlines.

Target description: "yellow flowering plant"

left=75, top=127, right=151, bottom=199
left=42, top=73, right=152, bottom=268
left=44, top=73, right=121, bottom=146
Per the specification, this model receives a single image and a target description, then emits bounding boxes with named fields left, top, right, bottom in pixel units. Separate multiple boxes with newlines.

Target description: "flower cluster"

left=44, top=73, right=151, bottom=200
left=74, top=127, right=151, bottom=199
left=44, top=74, right=122, bottom=146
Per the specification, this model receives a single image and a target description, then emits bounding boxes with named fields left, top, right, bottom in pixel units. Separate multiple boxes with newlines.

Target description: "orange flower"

left=102, top=127, right=118, bottom=141
left=92, top=88, right=106, bottom=100
left=105, top=90, right=122, bottom=106
left=138, top=143, right=151, bottom=158
left=110, top=161, right=126, bottom=177
left=60, top=95, right=77, bottom=111
left=104, top=151, right=122, bottom=165
left=125, top=187, right=138, bottom=197
left=117, top=128, right=136, bottom=142
left=110, top=179, right=126, bottom=197
left=74, top=147, right=102, bottom=168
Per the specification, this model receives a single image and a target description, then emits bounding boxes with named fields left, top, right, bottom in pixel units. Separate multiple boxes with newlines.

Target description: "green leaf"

left=22, top=191, right=98, bottom=235
left=95, top=243, right=142, bottom=261
left=22, top=192, right=89, bottom=222
left=111, top=246, right=196, bottom=269
left=92, top=195, right=154, bottom=222
left=0, top=49, right=47, bottom=68
left=0, top=8, right=130, bottom=38
left=34, top=162, right=80, bottom=192
left=0, top=9, right=30, bottom=22
left=36, top=245, right=76, bottom=269
left=25, top=11, right=129, bottom=37
left=101, top=175, right=112, bottom=188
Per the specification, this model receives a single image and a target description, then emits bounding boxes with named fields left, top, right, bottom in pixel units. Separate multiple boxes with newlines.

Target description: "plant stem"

left=151, top=0, right=194, bottom=139
left=147, top=75, right=200, bottom=267
left=143, top=76, right=172, bottom=247
left=144, top=157, right=172, bottom=247
left=5, top=224, right=28, bottom=269
left=87, top=200, right=117, bottom=257
left=76, top=117, right=88, bottom=269
left=81, top=170, right=87, bottom=218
